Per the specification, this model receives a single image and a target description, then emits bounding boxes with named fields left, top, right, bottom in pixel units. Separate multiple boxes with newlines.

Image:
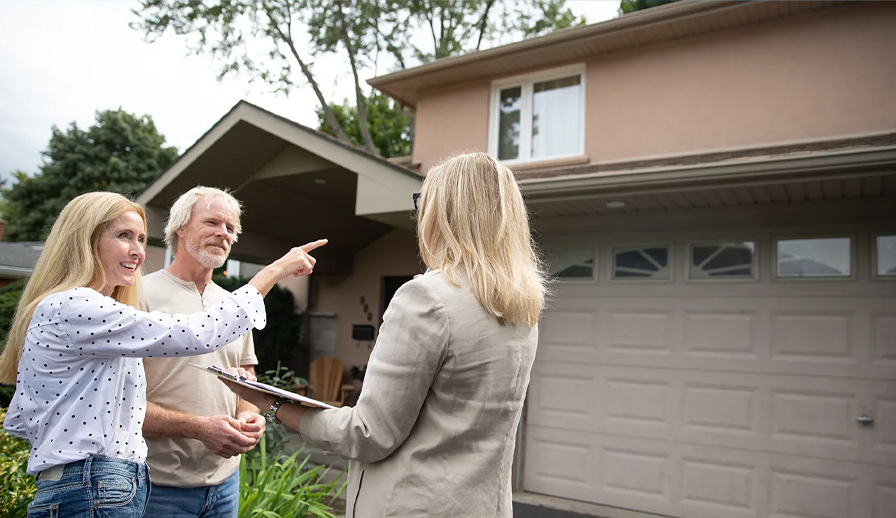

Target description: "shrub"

left=0, top=279, right=26, bottom=407
left=0, top=407, right=35, bottom=517
left=238, top=434, right=345, bottom=518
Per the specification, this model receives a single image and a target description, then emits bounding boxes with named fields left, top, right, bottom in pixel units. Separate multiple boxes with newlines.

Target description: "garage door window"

left=775, top=237, right=852, bottom=278
left=689, top=241, right=756, bottom=280
left=875, top=234, right=896, bottom=278
left=612, top=245, right=672, bottom=281
left=545, top=248, right=596, bottom=281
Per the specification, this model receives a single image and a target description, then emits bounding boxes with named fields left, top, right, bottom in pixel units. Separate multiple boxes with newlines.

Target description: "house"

left=137, top=1, right=896, bottom=517
left=0, top=241, right=43, bottom=289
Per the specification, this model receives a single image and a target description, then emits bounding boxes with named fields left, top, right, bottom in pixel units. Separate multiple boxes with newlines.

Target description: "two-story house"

left=138, top=2, right=896, bottom=517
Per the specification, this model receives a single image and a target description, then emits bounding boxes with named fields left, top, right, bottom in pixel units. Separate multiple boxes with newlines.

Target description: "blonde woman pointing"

left=224, top=152, right=548, bottom=518
left=0, top=192, right=326, bottom=517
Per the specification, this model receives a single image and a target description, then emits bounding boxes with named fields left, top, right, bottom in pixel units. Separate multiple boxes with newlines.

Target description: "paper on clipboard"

left=190, top=364, right=337, bottom=409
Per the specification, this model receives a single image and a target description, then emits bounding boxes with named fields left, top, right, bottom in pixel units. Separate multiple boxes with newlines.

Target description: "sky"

left=0, top=1, right=620, bottom=183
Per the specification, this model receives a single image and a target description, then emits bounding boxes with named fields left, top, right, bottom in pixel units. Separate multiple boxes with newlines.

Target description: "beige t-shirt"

left=140, top=269, right=258, bottom=488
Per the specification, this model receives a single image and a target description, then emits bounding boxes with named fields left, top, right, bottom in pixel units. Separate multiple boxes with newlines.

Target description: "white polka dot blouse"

left=2, top=284, right=266, bottom=474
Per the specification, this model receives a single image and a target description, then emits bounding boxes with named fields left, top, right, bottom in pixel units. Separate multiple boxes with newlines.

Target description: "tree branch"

left=336, top=1, right=377, bottom=154
left=266, top=1, right=350, bottom=142
left=476, top=0, right=497, bottom=50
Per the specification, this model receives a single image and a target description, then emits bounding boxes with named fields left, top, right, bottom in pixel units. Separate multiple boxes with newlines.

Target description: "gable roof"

left=368, top=0, right=842, bottom=107
left=135, top=100, right=422, bottom=270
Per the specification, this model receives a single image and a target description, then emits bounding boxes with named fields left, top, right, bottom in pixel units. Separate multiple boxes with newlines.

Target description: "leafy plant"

left=239, top=433, right=345, bottom=518
left=255, top=362, right=307, bottom=456
left=0, top=408, right=36, bottom=517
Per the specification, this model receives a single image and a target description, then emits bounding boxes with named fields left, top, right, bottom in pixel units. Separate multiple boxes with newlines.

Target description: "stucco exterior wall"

left=410, top=3, right=896, bottom=170
left=413, top=80, right=491, bottom=174
left=312, top=228, right=423, bottom=370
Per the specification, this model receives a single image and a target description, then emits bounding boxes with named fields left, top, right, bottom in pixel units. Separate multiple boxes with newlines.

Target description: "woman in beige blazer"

left=225, top=152, right=549, bottom=517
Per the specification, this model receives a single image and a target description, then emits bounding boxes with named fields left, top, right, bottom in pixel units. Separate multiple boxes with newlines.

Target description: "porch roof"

left=136, top=101, right=422, bottom=274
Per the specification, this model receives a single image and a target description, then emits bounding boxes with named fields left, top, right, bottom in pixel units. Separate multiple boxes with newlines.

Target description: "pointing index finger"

left=300, top=239, right=328, bottom=253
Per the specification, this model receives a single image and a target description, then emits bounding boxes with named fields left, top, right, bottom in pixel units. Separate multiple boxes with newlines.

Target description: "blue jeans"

left=28, top=456, right=151, bottom=518
left=144, top=470, right=239, bottom=518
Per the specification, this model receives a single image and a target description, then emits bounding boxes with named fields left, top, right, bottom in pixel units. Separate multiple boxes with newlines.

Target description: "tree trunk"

left=269, top=15, right=351, bottom=143
left=337, top=2, right=378, bottom=154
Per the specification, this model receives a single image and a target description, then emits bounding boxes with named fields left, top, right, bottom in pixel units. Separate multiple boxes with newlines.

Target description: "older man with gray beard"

left=141, top=186, right=262, bottom=517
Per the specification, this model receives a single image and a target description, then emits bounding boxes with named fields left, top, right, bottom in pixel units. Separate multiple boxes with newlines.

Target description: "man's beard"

left=186, top=238, right=229, bottom=269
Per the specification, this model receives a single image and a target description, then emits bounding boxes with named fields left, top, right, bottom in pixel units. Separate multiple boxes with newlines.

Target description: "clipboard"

left=190, top=364, right=338, bottom=409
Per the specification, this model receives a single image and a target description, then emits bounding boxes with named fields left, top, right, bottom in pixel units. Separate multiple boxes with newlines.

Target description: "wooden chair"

left=294, top=357, right=355, bottom=407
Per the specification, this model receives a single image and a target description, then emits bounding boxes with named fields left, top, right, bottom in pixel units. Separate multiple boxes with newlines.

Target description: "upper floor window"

left=489, top=65, right=584, bottom=164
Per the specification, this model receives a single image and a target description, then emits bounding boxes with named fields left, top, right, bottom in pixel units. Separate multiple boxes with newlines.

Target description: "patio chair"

left=294, top=356, right=355, bottom=408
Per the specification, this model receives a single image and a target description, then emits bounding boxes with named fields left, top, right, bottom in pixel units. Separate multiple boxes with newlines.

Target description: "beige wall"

left=312, top=228, right=423, bottom=369
left=143, top=245, right=166, bottom=275
left=411, top=3, right=896, bottom=169
left=413, top=79, right=491, bottom=174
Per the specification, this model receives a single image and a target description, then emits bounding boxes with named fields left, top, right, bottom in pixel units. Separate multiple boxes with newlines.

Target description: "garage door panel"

left=874, top=483, right=896, bottom=518
left=528, top=362, right=599, bottom=432
left=683, top=310, right=760, bottom=360
left=537, top=310, right=599, bottom=364
left=769, top=310, right=860, bottom=363
left=872, top=396, right=896, bottom=457
left=870, top=312, right=896, bottom=365
left=606, top=309, right=677, bottom=356
left=524, top=426, right=599, bottom=503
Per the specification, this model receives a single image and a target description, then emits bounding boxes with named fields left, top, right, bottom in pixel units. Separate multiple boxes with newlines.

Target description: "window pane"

left=498, top=86, right=521, bottom=160
left=613, top=245, right=671, bottom=280
left=545, top=248, right=595, bottom=280
left=877, top=235, right=896, bottom=277
left=777, top=237, right=851, bottom=278
left=690, top=242, right=756, bottom=280
left=532, top=75, right=582, bottom=159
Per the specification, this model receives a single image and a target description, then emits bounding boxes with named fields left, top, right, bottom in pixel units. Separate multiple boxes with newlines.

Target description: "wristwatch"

left=262, top=397, right=286, bottom=425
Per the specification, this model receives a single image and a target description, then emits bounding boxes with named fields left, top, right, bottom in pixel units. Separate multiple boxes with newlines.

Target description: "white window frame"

left=544, top=246, right=598, bottom=283
left=773, top=235, right=856, bottom=281
left=872, top=232, right=896, bottom=281
left=488, top=63, right=586, bottom=165
left=686, top=239, right=759, bottom=283
left=610, top=244, right=674, bottom=283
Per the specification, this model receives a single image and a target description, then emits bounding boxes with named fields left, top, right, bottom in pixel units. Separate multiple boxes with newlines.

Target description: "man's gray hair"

left=164, top=186, right=243, bottom=254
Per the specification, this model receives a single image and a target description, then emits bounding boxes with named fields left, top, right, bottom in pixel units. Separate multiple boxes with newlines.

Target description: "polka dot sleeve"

left=50, top=285, right=266, bottom=359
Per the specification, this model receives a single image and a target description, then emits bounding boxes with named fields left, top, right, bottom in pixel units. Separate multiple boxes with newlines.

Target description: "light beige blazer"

left=300, top=269, right=538, bottom=517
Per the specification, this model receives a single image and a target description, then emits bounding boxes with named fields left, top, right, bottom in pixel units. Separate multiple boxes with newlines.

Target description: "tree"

left=131, top=0, right=585, bottom=156
left=316, top=92, right=412, bottom=158
left=619, top=0, right=680, bottom=14
left=0, top=109, right=177, bottom=242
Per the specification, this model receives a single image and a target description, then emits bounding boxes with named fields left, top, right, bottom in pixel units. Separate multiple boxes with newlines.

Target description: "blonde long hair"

left=417, top=152, right=548, bottom=327
left=0, top=192, right=146, bottom=384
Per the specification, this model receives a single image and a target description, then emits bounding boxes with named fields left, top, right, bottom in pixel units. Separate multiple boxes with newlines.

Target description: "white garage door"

left=524, top=232, right=896, bottom=518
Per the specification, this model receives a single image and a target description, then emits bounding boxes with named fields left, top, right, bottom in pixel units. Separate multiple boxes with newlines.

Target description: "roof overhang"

left=137, top=101, right=423, bottom=274
left=519, top=138, right=896, bottom=218
left=368, top=0, right=843, bottom=107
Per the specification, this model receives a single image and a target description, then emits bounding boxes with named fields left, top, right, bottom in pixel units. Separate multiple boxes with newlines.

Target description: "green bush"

left=213, top=275, right=304, bottom=373
left=0, top=279, right=26, bottom=407
left=0, top=407, right=36, bottom=517
left=239, top=433, right=345, bottom=518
